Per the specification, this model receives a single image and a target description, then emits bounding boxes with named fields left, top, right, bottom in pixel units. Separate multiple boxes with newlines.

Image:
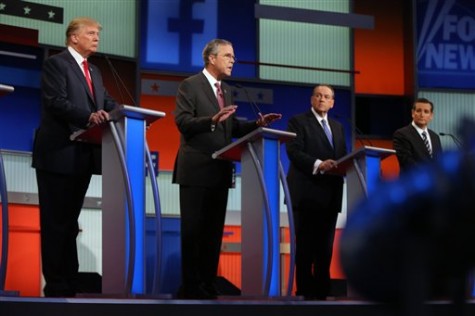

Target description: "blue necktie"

left=321, top=119, right=333, bottom=147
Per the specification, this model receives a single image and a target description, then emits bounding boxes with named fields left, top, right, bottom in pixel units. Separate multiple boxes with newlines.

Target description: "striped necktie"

left=422, top=131, right=432, bottom=157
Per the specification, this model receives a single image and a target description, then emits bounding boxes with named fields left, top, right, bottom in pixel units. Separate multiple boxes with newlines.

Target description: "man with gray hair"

left=172, top=38, right=281, bottom=299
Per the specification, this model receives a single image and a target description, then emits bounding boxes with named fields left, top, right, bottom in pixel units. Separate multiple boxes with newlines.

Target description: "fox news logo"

left=144, top=0, right=217, bottom=68
left=417, top=0, right=475, bottom=86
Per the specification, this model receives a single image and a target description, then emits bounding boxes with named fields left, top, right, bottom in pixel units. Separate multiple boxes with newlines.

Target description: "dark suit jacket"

left=32, top=49, right=117, bottom=175
left=393, top=124, right=442, bottom=171
left=286, top=111, right=348, bottom=212
left=172, top=72, right=258, bottom=188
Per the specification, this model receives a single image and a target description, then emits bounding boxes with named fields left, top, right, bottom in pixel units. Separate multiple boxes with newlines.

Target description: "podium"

left=213, top=127, right=295, bottom=296
left=329, top=146, right=396, bottom=212
left=329, top=145, right=395, bottom=297
left=71, top=104, right=165, bottom=295
left=0, top=84, right=15, bottom=295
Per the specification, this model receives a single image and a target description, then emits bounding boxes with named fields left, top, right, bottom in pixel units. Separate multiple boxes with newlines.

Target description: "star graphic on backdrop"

left=0, top=3, right=6, bottom=11
left=48, top=10, right=55, bottom=19
left=23, top=6, right=31, bottom=15
left=150, top=82, right=160, bottom=93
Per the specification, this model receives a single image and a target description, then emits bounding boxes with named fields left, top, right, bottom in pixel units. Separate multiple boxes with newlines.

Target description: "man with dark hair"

left=393, top=98, right=443, bottom=172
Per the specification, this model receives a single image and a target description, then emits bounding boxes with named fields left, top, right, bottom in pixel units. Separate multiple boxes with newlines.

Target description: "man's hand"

left=257, top=112, right=283, bottom=127
left=318, top=159, right=337, bottom=173
left=88, top=110, right=110, bottom=126
left=212, top=105, right=238, bottom=123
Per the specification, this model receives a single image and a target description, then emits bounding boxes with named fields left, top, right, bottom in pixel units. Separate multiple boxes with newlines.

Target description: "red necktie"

left=215, top=82, right=225, bottom=109
left=82, top=59, right=94, bottom=97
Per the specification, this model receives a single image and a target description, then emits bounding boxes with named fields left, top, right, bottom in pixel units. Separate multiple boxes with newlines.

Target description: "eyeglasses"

left=215, top=53, right=237, bottom=62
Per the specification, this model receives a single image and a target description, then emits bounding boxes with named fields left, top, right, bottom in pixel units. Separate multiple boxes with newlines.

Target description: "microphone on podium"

left=103, top=54, right=136, bottom=106
left=235, top=84, right=263, bottom=118
left=439, top=132, right=462, bottom=149
left=333, top=114, right=373, bottom=147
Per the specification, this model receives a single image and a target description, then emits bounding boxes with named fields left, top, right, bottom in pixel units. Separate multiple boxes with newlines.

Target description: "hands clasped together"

left=319, top=159, right=338, bottom=173
left=88, top=110, right=110, bottom=126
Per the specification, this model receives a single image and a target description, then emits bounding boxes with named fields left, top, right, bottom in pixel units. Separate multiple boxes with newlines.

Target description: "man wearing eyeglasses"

left=172, top=38, right=281, bottom=299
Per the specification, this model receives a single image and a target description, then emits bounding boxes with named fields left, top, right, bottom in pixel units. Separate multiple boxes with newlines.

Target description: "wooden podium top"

left=329, top=146, right=396, bottom=176
left=70, top=104, right=166, bottom=144
left=0, top=84, right=14, bottom=97
left=212, top=127, right=296, bottom=161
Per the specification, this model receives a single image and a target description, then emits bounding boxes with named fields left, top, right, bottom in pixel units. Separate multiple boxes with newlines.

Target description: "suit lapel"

left=409, top=125, right=430, bottom=158
left=199, top=73, right=221, bottom=111
left=308, top=112, right=333, bottom=150
left=64, top=51, right=96, bottom=105
left=89, top=64, right=101, bottom=108
left=221, top=82, right=231, bottom=107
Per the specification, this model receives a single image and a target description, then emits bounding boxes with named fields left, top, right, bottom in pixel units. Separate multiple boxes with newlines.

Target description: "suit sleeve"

left=174, top=79, right=215, bottom=137
left=393, top=129, right=417, bottom=170
left=42, top=57, right=91, bottom=128
left=286, top=116, right=317, bottom=175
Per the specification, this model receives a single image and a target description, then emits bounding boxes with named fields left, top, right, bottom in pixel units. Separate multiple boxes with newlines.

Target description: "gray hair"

left=202, top=39, right=232, bottom=66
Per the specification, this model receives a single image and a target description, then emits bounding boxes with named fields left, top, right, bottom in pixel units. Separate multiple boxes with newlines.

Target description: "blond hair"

left=65, top=17, right=102, bottom=46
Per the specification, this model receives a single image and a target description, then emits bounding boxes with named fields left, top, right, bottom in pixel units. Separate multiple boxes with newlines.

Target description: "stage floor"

left=1, top=296, right=474, bottom=316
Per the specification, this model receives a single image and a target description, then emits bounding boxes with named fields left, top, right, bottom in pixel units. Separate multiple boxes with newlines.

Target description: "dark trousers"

left=178, top=185, right=228, bottom=291
left=36, top=169, right=92, bottom=297
left=293, top=208, right=339, bottom=299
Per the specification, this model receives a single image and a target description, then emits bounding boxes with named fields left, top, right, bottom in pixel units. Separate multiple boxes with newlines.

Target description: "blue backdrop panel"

left=140, top=0, right=256, bottom=78
left=0, top=42, right=43, bottom=151
left=0, top=86, right=40, bottom=151
left=416, top=0, right=475, bottom=89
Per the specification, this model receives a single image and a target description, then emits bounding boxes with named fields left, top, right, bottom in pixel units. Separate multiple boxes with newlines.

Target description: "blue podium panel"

left=125, top=117, right=146, bottom=294
left=262, top=138, right=280, bottom=296
left=332, top=146, right=396, bottom=212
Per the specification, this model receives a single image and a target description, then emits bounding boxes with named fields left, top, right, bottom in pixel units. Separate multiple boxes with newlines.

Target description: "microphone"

left=235, top=84, right=262, bottom=118
left=333, top=114, right=373, bottom=147
left=103, top=54, right=136, bottom=106
left=439, top=132, right=462, bottom=149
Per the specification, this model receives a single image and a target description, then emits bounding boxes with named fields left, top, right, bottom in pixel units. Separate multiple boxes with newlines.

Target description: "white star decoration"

left=23, top=6, right=31, bottom=15
left=0, top=3, right=6, bottom=10
left=48, top=10, right=55, bottom=19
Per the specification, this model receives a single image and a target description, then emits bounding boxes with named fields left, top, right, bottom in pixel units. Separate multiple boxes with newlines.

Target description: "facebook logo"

left=144, top=0, right=217, bottom=68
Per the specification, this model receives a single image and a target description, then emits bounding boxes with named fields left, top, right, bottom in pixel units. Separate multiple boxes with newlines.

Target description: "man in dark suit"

left=393, top=98, right=442, bottom=172
left=173, top=38, right=281, bottom=299
left=32, top=17, right=118, bottom=297
left=286, top=84, right=347, bottom=300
